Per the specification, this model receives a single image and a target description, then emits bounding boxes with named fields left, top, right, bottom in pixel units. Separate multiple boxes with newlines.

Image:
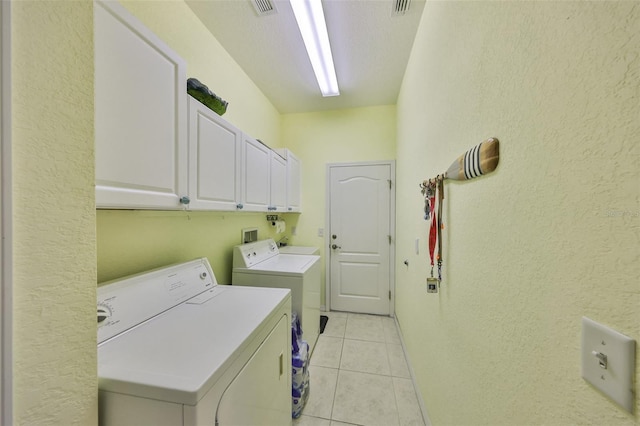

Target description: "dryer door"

left=216, top=314, right=291, bottom=425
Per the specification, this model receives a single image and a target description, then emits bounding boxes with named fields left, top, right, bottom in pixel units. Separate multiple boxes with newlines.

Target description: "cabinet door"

left=95, top=0, right=188, bottom=209
left=269, top=151, right=287, bottom=212
left=242, top=136, right=270, bottom=211
left=286, top=151, right=301, bottom=212
left=188, top=97, right=242, bottom=210
left=276, top=149, right=302, bottom=212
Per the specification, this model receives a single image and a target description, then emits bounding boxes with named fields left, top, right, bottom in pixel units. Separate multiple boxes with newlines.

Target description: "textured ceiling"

left=186, top=0, right=426, bottom=113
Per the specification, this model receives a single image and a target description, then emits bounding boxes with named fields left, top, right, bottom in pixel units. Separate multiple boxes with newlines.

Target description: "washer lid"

left=278, top=245, right=319, bottom=255
left=98, top=285, right=290, bottom=406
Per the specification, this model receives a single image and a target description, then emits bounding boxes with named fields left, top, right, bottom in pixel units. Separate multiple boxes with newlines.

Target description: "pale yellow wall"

left=98, top=211, right=292, bottom=284
left=98, top=0, right=287, bottom=284
left=282, top=106, right=397, bottom=305
left=396, top=1, right=639, bottom=424
left=11, top=1, right=97, bottom=424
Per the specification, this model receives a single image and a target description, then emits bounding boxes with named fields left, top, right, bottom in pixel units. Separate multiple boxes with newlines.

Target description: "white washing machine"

left=97, top=258, right=292, bottom=426
left=232, top=239, right=321, bottom=354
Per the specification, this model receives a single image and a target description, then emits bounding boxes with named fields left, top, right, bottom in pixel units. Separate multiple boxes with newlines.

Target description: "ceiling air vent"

left=392, top=0, right=411, bottom=16
left=252, top=0, right=277, bottom=16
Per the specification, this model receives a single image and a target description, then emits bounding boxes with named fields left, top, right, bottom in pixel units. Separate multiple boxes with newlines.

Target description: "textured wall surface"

left=282, top=106, right=397, bottom=305
left=396, top=1, right=639, bottom=424
left=11, top=1, right=97, bottom=424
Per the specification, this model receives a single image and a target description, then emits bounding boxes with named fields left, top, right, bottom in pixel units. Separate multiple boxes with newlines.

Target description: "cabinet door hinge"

left=389, top=290, right=391, bottom=300
left=388, top=235, right=392, bottom=244
left=388, top=179, right=392, bottom=189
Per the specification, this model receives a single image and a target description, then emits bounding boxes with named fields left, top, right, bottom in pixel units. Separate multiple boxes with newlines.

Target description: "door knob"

left=332, top=234, right=337, bottom=239
left=331, top=244, right=341, bottom=250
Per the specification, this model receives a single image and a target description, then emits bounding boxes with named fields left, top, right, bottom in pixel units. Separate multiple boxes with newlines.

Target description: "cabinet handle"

left=236, top=203, right=244, bottom=210
left=279, top=352, right=284, bottom=376
left=179, top=196, right=190, bottom=205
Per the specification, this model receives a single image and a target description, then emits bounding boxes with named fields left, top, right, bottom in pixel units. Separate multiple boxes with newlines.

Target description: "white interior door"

left=328, top=163, right=394, bottom=315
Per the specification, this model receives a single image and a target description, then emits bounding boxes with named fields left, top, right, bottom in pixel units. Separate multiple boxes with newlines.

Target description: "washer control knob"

left=97, top=305, right=111, bottom=324
left=200, top=272, right=207, bottom=279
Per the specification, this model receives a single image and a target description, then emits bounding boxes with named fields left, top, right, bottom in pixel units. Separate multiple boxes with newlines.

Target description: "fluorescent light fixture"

left=289, top=0, right=340, bottom=97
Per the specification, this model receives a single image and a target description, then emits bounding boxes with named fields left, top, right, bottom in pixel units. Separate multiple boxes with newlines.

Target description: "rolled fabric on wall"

left=445, top=138, right=500, bottom=180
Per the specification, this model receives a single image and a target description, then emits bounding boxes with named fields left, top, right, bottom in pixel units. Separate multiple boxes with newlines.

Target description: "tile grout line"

left=383, top=322, right=403, bottom=426
left=328, top=335, right=345, bottom=422
left=323, top=312, right=344, bottom=423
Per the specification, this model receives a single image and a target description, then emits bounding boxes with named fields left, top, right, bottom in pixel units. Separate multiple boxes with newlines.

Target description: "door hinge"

left=389, top=290, right=391, bottom=300
left=388, top=235, right=392, bottom=244
left=388, top=179, right=392, bottom=189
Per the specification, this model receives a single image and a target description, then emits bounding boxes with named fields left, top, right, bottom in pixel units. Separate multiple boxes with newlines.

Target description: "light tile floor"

left=293, top=312, right=426, bottom=426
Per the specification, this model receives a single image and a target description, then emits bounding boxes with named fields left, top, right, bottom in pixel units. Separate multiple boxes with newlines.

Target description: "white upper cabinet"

left=95, top=0, right=302, bottom=212
left=187, top=97, right=243, bottom=211
left=269, top=151, right=287, bottom=212
left=242, top=136, right=271, bottom=211
left=276, top=149, right=302, bottom=212
left=186, top=99, right=302, bottom=213
left=94, top=0, right=188, bottom=209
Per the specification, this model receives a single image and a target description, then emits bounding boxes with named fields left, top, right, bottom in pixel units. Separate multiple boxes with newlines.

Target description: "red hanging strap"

left=436, top=178, right=444, bottom=281
left=428, top=189, right=437, bottom=276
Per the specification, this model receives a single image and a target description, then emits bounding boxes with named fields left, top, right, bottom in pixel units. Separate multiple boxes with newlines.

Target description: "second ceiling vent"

left=252, top=0, right=278, bottom=16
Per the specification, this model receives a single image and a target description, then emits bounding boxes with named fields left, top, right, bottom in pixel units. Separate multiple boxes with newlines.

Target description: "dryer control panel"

left=97, top=258, right=216, bottom=344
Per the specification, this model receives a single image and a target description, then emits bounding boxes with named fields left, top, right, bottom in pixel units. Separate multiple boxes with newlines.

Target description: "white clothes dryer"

left=97, top=258, right=292, bottom=426
left=232, top=239, right=321, bottom=354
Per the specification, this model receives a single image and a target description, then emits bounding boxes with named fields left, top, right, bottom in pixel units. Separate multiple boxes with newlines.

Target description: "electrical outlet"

left=581, top=317, right=635, bottom=412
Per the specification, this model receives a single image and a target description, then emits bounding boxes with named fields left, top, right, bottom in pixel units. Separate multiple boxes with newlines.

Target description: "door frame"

left=324, top=160, right=396, bottom=316
left=1, top=1, right=13, bottom=423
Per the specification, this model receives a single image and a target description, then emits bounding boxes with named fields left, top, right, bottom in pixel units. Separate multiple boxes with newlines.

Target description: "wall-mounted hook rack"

left=421, top=137, right=499, bottom=186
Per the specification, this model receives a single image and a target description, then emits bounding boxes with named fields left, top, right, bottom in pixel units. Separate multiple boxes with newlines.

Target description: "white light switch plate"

left=581, top=317, right=636, bottom=413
